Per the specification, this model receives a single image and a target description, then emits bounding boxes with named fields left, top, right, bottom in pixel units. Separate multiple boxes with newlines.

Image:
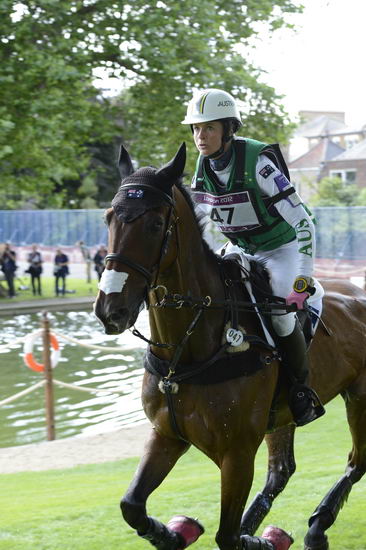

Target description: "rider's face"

left=192, top=121, right=224, bottom=157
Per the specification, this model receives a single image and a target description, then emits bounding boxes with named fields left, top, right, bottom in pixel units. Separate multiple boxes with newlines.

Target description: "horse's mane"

left=175, top=180, right=225, bottom=267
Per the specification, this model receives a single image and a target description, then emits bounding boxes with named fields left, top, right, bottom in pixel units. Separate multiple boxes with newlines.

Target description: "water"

left=0, top=310, right=150, bottom=448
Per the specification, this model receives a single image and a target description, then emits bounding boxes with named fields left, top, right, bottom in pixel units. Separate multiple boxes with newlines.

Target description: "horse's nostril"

left=109, top=309, right=128, bottom=322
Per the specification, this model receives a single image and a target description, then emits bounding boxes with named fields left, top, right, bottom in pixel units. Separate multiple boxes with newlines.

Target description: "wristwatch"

left=293, top=275, right=315, bottom=294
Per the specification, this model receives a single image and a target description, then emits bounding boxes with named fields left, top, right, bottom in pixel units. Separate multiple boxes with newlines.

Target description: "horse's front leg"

left=121, top=427, right=202, bottom=549
left=215, top=446, right=258, bottom=550
left=241, top=424, right=296, bottom=536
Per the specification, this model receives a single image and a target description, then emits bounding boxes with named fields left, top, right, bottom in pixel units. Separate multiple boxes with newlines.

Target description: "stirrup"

left=289, top=385, right=325, bottom=427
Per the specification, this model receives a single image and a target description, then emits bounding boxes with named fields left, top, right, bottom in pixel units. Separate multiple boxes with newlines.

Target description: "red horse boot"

left=166, top=515, right=205, bottom=549
left=262, top=525, right=294, bottom=550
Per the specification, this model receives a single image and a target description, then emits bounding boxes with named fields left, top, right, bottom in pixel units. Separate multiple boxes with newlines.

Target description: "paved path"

left=0, top=295, right=95, bottom=316
left=0, top=423, right=151, bottom=474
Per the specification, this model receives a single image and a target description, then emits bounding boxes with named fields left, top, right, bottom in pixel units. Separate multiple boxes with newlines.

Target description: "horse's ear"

left=155, top=142, right=186, bottom=186
left=118, top=144, right=134, bottom=179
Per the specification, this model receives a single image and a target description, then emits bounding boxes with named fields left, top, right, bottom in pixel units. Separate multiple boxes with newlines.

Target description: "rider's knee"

left=272, top=312, right=296, bottom=337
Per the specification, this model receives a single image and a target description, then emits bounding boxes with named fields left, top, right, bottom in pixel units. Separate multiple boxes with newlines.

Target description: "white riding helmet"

left=181, top=88, right=242, bottom=129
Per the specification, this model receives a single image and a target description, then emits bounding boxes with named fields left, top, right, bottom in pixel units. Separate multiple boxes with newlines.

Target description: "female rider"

left=181, top=88, right=325, bottom=427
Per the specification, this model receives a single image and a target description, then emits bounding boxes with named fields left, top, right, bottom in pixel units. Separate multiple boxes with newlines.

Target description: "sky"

left=249, top=0, right=366, bottom=127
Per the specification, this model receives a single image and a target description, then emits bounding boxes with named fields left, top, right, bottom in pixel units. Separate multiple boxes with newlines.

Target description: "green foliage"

left=0, top=0, right=301, bottom=207
left=117, top=1, right=299, bottom=174
left=0, top=398, right=365, bottom=549
left=358, top=187, right=366, bottom=206
left=309, top=176, right=364, bottom=207
left=0, top=276, right=98, bottom=302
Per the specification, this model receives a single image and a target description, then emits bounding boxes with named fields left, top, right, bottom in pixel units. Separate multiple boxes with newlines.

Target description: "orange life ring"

left=23, top=331, right=61, bottom=372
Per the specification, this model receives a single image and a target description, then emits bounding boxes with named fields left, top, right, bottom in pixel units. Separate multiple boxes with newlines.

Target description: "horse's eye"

left=150, top=219, right=164, bottom=233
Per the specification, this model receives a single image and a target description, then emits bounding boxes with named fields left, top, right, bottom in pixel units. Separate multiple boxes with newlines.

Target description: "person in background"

left=77, top=240, right=92, bottom=284
left=27, top=244, right=43, bottom=296
left=0, top=243, right=17, bottom=298
left=54, top=248, right=69, bottom=296
left=93, top=245, right=108, bottom=281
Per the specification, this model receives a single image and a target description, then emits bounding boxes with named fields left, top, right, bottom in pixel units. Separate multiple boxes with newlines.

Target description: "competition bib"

left=193, top=191, right=260, bottom=232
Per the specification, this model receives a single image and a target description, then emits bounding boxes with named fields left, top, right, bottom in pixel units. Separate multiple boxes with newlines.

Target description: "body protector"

left=191, top=138, right=298, bottom=254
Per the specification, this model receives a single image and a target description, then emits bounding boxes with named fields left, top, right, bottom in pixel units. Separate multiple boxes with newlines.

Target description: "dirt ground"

left=0, top=423, right=151, bottom=474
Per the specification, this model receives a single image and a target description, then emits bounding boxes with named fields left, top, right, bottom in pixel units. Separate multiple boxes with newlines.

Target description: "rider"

left=181, top=88, right=325, bottom=427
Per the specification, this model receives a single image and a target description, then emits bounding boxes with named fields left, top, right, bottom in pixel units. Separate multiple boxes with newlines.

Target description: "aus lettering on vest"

left=295, top=218, right=313, bottom=256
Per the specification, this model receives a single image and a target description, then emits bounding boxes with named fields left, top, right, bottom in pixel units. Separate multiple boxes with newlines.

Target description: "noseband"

left=104, top=252, right=154, bottom=284
left=105, top=183, right=176, bottom=287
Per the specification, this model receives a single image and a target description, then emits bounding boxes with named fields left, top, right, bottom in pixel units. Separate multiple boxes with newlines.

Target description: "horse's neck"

left=149, top=187, right=226, bottom=362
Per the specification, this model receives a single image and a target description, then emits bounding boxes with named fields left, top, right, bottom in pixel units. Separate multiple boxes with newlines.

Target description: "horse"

left=94, top=143, right=366, bottom=550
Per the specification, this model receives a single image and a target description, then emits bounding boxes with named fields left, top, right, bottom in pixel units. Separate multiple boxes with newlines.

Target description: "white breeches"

left=221, top=240, right=323, bottom=337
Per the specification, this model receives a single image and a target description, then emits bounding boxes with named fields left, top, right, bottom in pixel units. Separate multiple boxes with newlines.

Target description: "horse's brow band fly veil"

left=111, top=168, right=173, bottom=222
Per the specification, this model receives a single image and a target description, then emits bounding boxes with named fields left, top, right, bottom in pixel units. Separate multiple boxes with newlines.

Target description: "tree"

left=309, top=176, right=364, bottom=207
left=0, top=0, right=302, bottom=208
left=358, top=187, right=366, bottom=206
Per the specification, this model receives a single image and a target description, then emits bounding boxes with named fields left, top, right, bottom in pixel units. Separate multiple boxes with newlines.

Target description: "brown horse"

left=94, top=143, right=366, bottom=550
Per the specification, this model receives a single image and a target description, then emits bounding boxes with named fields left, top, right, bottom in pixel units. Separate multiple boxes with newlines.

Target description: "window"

left=329, top=169, right=356, bottom=185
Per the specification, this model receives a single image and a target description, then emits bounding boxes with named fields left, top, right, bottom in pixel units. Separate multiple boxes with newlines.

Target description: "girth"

left=144, top=346, right=272, bottom=386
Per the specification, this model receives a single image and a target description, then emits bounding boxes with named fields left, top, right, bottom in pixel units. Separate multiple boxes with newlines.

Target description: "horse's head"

left=94, top=143, right=186, bottom=334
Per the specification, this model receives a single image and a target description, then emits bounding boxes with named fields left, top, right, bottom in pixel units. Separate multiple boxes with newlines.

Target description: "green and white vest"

left=192, top=138, right=297, bottom=254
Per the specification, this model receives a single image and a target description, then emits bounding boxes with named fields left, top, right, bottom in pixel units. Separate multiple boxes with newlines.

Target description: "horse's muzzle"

left=94, top=294, right=138, bottom=335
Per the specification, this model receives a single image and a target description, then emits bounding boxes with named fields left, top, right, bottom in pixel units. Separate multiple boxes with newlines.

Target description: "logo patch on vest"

left=274, top=174, right=301, bottom=207
left=259, top=164, right=275, bottom=178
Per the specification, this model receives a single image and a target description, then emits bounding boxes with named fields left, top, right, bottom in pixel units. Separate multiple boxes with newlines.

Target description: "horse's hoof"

left=167, top=515, right=204, bottom=548
left=304, top=532, right=329, bottom=550
left=262, top=525, right=294, bottom=550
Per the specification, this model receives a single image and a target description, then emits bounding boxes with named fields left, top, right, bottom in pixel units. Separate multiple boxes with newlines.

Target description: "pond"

left=0, top=309, right=149, bottom=448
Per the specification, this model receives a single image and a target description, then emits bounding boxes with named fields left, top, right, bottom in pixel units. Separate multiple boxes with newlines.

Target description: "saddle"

left=222, top=255, right=322, bottom=349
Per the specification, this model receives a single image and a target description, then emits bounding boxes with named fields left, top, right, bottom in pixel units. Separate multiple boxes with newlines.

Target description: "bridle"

left=104, top=183, right=177, bottom=288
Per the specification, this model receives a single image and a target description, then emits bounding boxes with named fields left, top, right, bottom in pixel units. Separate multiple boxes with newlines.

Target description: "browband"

left=118, top=183, right=174, bottom=207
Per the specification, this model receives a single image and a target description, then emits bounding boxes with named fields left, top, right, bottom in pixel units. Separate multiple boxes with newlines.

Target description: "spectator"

left=77, top=240, right=92, bottom=283
left=93, top=245, right=108, bottom=281
left=0, top=243, right=17, bottom=298
left=27, top=244, right=43, bottom=296
left=54, top=248, right=69, bottom=296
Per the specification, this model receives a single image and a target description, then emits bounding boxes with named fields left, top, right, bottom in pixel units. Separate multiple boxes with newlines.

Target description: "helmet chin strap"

left=206, top=135, right=233, bottom=160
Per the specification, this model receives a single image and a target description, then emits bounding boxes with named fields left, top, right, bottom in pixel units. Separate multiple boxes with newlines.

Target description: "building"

left=287, top=111, right=366, bottom=199
left=289, top=138, right=345, bottom=201
left=321, top=138, right=366, bottom=187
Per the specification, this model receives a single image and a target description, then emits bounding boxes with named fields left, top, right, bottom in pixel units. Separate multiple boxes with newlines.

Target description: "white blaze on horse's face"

left=98, top=269, right=129, bottom=295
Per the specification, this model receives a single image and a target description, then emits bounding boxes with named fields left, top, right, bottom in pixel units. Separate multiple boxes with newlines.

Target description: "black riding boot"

left=277, top=321, right=325, bottom=427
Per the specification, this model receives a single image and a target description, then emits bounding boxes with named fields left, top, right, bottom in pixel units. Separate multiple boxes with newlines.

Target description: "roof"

left=327, top=137, right=366, bottom=161
left=288, top=138, right=345, bottom=169
left=295, top=115, right=347, bottom=138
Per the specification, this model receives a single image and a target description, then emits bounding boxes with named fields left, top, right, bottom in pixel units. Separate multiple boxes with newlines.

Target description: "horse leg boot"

left=120, top=430, right=203, bottom=550
left=241, top=426, right=296, bottom=536
left=304, top=466, right=363, bottom=550
left=241, top=526, right=293, bottom=550
left=277, top=320, right=325, bottom=427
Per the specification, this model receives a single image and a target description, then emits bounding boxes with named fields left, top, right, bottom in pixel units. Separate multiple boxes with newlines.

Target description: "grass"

left=0, top=276, right=98, bottom=303
left=0, top=397, right=365, bottom=549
